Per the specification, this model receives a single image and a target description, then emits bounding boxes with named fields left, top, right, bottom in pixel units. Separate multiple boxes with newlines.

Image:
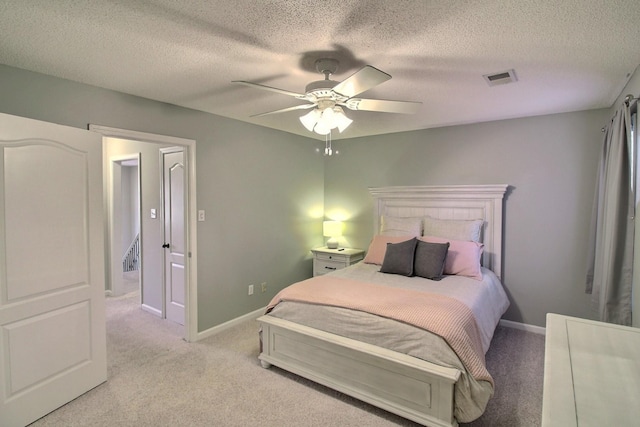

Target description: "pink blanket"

left=267, top=275, right=492, bottom=385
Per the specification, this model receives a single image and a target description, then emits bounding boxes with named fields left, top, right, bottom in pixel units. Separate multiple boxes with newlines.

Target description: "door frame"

left=89, top=124, right=198, bottom=342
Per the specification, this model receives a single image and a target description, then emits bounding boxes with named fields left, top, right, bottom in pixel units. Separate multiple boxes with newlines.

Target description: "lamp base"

left=326, top=238, right=339, bottom=249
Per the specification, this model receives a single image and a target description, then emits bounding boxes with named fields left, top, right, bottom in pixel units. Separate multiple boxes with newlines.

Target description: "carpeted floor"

left=29, top=291, right=544, bottom=426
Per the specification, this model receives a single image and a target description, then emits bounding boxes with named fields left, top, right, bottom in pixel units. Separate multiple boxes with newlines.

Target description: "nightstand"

left=311, top=247, right=365, bottom=276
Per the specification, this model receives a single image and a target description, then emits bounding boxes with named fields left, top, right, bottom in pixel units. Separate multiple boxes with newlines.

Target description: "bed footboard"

left=258, top=315, right=461, bottom=427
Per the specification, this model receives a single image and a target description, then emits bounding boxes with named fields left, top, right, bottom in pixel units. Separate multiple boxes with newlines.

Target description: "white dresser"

left=543, top=313, right=640, bottom=426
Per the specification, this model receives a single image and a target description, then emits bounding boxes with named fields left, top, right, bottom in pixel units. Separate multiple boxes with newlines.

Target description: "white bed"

left=258, top=185, right=509, bottom=427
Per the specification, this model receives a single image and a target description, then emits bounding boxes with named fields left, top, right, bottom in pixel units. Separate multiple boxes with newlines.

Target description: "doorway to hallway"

left=91, top=124, right=198, bottom=342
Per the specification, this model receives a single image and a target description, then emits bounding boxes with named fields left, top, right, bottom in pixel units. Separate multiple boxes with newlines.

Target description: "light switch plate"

left=150, top=208, right=157, bottom=219
left=198, top=210, right=205, bottom=221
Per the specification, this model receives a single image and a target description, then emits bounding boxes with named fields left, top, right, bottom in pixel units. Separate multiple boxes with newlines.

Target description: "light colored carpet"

left=120, top=270, right=140, bottom=296
left=29, top=291, right=544, bottom=426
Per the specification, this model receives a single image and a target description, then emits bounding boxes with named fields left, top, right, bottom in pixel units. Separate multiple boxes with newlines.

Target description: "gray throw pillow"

left=380, top=237, right=418, bottom=276
left=414, top=240, right=449, bottom=280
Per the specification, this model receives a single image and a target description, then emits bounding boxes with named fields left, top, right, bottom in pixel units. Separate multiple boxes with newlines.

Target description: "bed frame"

left=258, top=185, right=508, bottom=427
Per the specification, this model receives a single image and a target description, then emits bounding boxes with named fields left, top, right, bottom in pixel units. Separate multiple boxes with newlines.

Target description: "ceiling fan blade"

left=251, top=103, right=316, bottom=117
left=233, top=81, right=306, bottom=98
left=332, top=66, right=391, bottom=97
left=344, top=98, right=422, bottom=114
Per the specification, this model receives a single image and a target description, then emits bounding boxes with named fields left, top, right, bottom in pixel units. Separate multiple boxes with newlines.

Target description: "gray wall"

left=0, top=64, right=325, bottom=332
left=324, top=109, right=610, bottom=327
left=121, top=164, right=139, bottom=252
left=1, top=62, right=635, bottom=330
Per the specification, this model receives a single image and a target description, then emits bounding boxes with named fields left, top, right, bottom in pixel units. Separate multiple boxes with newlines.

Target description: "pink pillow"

left=363, top=235, right=414, bottom=265
left=419, top=236, right=484, bottom=280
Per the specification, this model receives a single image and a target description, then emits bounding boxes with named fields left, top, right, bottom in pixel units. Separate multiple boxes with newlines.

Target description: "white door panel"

left=4, top=143, right=88, bottom=299
left=162, top=149, right=185, bottom=325
left=0, top=113, right=106, bottom=427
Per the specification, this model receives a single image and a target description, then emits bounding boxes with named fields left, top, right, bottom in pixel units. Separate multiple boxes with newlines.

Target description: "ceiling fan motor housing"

left=306, top=58, right=347, bottom=103
left=305, top=79, right=346, bottom=104
left=315, top=58, right=339, bottom=76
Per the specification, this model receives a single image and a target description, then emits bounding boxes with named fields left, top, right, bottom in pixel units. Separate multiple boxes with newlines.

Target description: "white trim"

left=88, top=125, right=194, bottom=146
left=195, top=307, right=266, bottom=341
left=499, top=319, right=546, bottom=335
left=141, top=303, right=162, bottom=317
left=89, top=124, right=198, bottom=342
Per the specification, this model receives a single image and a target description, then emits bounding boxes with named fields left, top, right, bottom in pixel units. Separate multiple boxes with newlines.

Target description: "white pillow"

left=422, top=216, right=483, bottom=242
left=380, top=215, right=422, bottom=237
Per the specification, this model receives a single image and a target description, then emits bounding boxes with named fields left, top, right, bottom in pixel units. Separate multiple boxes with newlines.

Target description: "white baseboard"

left=499, top=319, right=546, bottom=335
left=141, top=304, right=162, bottom=317
left=195, top=306, right=266, bottom=341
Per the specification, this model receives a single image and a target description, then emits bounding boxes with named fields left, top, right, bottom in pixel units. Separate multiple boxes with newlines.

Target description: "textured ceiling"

left=1, top=0, right=639, bottom=140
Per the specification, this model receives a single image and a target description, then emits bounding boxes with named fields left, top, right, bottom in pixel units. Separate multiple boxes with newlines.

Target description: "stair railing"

left=122, top=233, right=140, bottom=273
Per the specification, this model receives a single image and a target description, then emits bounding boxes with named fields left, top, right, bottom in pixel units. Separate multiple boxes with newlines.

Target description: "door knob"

left=162, top=243, right=170, bottom=248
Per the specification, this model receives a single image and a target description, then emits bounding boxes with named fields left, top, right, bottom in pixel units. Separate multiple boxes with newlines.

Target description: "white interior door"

left=162, top=148, right=185, bottom=325
left=0, top=112, right=107, bottom=427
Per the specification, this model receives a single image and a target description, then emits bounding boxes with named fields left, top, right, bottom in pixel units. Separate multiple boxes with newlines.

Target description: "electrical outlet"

left=261, top=282, right=267, bottom=292
left=248, top=285, right=254, bottom=295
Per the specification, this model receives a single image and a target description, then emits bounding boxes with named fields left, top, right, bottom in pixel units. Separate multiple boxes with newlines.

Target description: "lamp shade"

left=323, top=221, right=343, bottom=249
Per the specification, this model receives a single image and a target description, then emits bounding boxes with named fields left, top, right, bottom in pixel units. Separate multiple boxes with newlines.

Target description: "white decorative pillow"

left=422, top=216, right=483, bottom=242
left=380, top=215, right=422, bottom=237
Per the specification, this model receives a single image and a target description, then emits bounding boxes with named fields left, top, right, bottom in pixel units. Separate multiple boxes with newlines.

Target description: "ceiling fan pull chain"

left=324, top=131, right=333, bottom=156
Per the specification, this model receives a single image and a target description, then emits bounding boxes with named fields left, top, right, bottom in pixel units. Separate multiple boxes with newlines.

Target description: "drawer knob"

left=325, top=266, right=337, bottom=270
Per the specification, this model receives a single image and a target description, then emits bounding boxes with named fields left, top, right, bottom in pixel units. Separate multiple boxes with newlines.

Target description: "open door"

left=161, top=147, right=185, bottom=325
left=0, top=113, right=107, bottom=426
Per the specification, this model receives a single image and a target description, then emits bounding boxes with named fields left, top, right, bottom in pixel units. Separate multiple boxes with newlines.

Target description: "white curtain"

left=586, top=100, right=635, bottom=325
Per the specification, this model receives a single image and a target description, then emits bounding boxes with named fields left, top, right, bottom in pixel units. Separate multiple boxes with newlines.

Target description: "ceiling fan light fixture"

left=313, top=120, right=331, bottom=135
left=299, top=105, right=352, bottom=135
left=333, top=107, right=353, bottom=133
left=300, top=109, right=320, bottom=132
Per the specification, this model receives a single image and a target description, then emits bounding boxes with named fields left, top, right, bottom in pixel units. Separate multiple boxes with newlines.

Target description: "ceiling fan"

left=233, top=58, right=421, bottom=135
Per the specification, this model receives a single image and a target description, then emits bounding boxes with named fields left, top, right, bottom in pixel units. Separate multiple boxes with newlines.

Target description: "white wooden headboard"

left=369, top=185, right=508, bottom=279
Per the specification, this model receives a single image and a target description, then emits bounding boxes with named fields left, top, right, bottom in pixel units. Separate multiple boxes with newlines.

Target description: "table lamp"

left=323, top=221, right=343, bottom=249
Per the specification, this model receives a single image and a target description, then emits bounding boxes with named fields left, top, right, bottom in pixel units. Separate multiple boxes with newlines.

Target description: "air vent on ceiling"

left=483, top=69, right=517, bottom=86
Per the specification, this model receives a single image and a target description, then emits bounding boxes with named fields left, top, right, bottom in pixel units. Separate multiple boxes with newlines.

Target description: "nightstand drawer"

left=314, top=258, right=344, bottom=276
left=310, top=247, right=365, bottom=277
left=314, top=252, right=348, bottom=263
